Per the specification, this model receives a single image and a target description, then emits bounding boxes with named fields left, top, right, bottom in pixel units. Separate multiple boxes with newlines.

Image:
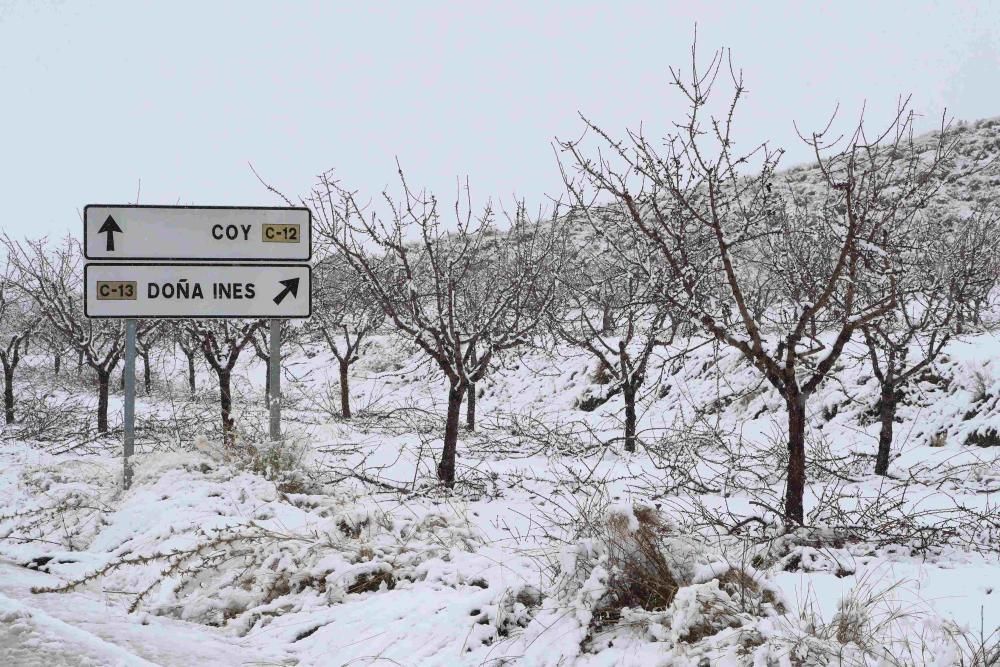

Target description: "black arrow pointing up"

left=98, top=215, right=123, bottom=252
left=273, top=277, right=300, bottom=305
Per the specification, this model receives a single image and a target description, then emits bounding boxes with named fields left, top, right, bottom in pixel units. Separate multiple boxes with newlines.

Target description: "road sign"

left=84, top=205, right=311, bottom=261
left=84, top=263, right=311, bottom=319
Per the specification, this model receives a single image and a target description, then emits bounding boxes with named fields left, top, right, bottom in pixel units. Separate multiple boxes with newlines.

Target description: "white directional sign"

left=84, top=205, right=311, bottom=261
left=84, top=263, right=311, bottom=319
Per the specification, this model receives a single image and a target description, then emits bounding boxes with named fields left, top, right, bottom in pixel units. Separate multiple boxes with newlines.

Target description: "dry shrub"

left=665, top=580, right=744, bottom=644
left=599, top=505, right=681, bottom=622
left=595, top=505, right=696, bottom=622
left=591, top=360, right=614, bottom=385
left=763, top=572, right=973, bottom=666
left=716, top=566, right=785, bottom=617
left=347, top=567, right=396, bottom=594
left=558, top=502, right=784, bottom=652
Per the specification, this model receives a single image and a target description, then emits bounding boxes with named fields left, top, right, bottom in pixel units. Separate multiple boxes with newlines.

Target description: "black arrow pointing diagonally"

left=98, top=215, right=123, bottom=252
left=273, top=277, right=300, bottom=305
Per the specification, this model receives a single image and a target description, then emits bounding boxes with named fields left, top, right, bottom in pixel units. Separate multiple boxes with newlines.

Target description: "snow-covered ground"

left=1, top=330, right=998, bottom=665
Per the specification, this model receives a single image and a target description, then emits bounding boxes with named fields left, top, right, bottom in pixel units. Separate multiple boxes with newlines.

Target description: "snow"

left=0, top=320, right=998, bottom=664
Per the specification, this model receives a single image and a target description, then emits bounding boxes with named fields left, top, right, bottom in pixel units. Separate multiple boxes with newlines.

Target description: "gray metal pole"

left=268, top=318, right=281, bottom=442
left=123, top=318, right=136, bottom=489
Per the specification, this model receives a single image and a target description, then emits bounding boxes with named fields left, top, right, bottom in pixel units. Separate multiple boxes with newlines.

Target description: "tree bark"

left=466, top=383, right=476, bottom=432
left=141, top=350, right=151, bottom=395
left=623, top=384, right=637, bottom=453
left=263, top=358, right=271, bottom=409
left=184, top=351, right=196, bottom=395
left=875, top=382, right=896, bottom=476
left=3, top=363, right=14, bottom=425
left=339, top=359, right=351, bottom=419
left=218, top=369, right=234, bottom=449
left=785, top=393, right=807, bottom=525
left=601, top=304, right=613, bottom=335
left=438, top=383, right=465, bottom=487
left=466, top=345, right=478, bottom=431
left=97, top=369, right=110, bottom=434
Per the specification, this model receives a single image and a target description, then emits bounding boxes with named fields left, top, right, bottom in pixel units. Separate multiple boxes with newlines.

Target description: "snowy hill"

left=1, top=118, right=1000, bottom=666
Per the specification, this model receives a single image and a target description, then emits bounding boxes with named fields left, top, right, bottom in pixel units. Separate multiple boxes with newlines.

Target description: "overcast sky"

left=1, top=1, right=998, bottom=240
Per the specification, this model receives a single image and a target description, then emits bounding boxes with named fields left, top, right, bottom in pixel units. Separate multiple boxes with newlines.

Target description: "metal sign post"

left=269, top=319, right=281, bottom=442
left=123, top=319, right=136, bottom=489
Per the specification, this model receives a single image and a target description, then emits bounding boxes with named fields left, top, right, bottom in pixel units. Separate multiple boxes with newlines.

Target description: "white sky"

left=1, top=0, right=998, bottom=240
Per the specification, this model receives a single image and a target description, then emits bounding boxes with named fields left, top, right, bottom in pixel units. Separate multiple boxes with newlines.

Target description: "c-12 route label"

left=85, top=263, right=311, bottom=318
left=84, top=205, right=311, bottom=261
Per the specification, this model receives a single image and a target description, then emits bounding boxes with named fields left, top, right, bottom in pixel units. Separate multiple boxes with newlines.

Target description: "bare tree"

left=860, top=205, right=1000, bottom=475
left=0, top=263, right=39, bottom=424
left=547, top=208, right=675, bottom=452
left=169, top=321, right=201, bottom=395
left=249, top=319, right=299, bottom=409
left=188, top=319, right=263, bottom=447
left=2, top=235, right=137, bottom=434
left=134, top=321, right=163, bottom=395
left=309, top=169, right=560, bottom=487
left=37, top=325, right=71, bottom=377
left=119, top=320, right=161, bottom=394
left=558, top=42, right=955, bottom=524
left=308, top=250, right=384, bottom=419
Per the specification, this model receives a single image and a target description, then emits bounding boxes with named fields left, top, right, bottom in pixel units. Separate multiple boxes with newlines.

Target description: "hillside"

left=1, top=118, right=999, bottom=666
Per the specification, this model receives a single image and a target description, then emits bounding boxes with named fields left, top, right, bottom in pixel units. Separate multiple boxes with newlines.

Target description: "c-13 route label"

left=85, top=263, right=311, bottom=318
left=84, top=205, right=311, bottom=261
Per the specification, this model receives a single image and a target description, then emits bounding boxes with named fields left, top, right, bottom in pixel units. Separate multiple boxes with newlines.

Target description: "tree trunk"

left=141, top=350, right=151, bottom=395
left=875, top=382, right=896, bottom=476
left=263, top=358, right=271, bottom=409
left=3, top=363, right=14, bottom=425
left=97, top=369, right=110, bottom=434
left=54, top=353, right=61, bottom=376
left=77, top=349, right=84, bottom=375
left=784, top=393, right=807, bottom=525
left=184, top=351, right=196, bottom=395
left=218, top=369, right=234, bottom=449
left=623, top=384, right=637, bottom=453
left=339, top=359, right=351, bottom=419
left=466, top=383, right=476, bottom=431
left=437, top=383, right=465, bottom=488
left=466, top=345, right=478, bottom=431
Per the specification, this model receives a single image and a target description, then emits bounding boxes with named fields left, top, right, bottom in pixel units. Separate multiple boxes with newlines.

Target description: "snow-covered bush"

left=10, top=446, right=485, bottom=639
left=547, top=502, right=784, bottom=654
left=756, top=573, right=985, bottom=666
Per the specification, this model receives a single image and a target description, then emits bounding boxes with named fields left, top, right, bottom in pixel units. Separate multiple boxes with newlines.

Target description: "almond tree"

left=249, top=319, right=299, bottom=409
left=119, top=321, right=161, bottom=394
left=37, top=326, right=71, bottom=377
left=860, top=205, right=1000, bottom=475
left=170, top=321, right=201, bottom=395
left=310, top=169, right=560, bottom=487
left=308, top=250, right=384, bottom=418
left=559, top=43, right=955, bottom=524
left=2, top=235, right=142, bottom=434
left=135, top=321, right=163, bottom=395
left=547, top=209, right=675, bottom=452
left=0, top=263, right=39, bottom=424
left=188, top=319, right=262, bottom=447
